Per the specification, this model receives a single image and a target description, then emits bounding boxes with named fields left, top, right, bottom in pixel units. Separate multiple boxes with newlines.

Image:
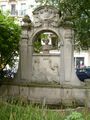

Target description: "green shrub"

left=65, top=111, right=84, bottom=120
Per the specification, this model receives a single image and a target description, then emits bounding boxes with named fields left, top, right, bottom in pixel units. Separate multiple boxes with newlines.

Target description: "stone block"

left=8, top=85, right=19, bottom=96
left=72, top=89, right=85, bottom=106
left=28, top=87, right=61, bottom=104
left=19, top=87, right=29, bottom=99
left=0, top=85, right=8, bottom=97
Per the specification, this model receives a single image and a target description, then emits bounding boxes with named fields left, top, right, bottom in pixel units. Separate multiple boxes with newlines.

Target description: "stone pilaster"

left=27, top=42, right=33, bottom=81
left=60, top=41, right=65, bottom=84
left=20, top=29, right=28, bottom=81
left=63, top=28, right=73, bottom=83
left=63, top=28, right=81, bottom=86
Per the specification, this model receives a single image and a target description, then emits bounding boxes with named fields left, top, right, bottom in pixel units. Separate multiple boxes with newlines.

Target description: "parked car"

left=76, top=67, right=90, bottom=82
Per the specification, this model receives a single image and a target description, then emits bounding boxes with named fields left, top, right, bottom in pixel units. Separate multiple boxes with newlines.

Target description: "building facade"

left=0, top=0, right=35, bottom=23
left=0, top=0, right=26, bottom=15
left=74, top=49, right=90, bottom=68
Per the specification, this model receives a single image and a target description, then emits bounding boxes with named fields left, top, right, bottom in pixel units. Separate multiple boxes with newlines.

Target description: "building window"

left=11, top=4, right=16, bottom=15
left=74, top=57, right=85, bottom=69
left=20, top=3, right=26, bottom=16
left=9, top=0, right=16, bottom=2
left=1, top=5, right=6, bottom=11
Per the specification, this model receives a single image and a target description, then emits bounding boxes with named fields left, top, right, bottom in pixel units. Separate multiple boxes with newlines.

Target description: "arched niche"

left=31, top=29, right=62, bottom=83
left=30, top=29, right=62, bottom=52
left=19, top=5, right=81, bottom=86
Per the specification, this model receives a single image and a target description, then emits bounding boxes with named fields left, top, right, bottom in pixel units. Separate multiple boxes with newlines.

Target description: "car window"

left=77, top=69, right=85, bottom=72
left=86, top=68, right=90, bottom=72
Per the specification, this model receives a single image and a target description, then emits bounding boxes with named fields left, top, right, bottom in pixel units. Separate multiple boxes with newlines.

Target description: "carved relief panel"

left=32, top=6, right=60, bottom=27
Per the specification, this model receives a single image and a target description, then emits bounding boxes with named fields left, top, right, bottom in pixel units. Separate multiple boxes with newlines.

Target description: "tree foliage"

left=0, top=10, right=21, bottom=73
left=35, top=0, right=90, bottom=50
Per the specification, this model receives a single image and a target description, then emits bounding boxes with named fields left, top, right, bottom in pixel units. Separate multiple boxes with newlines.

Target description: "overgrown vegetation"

left=65, top=111, right=84, bottom=120
left=0, top=100, right=90, bottom=120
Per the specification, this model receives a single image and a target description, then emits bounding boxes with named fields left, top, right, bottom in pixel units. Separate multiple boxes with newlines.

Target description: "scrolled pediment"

left=32, top=6, right=60, bottom=27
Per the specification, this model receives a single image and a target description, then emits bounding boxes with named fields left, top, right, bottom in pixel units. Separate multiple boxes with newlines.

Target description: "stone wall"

left=0, top=81, right=87, bottom=107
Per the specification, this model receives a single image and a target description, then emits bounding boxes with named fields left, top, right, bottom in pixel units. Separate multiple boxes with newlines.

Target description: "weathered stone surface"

left=85, top=80, right=90, bottom=107
left=28, top=87, right=61, bottom=104
left=17, top=5, right=81, bottom=86
left=20, top=87, right=29, bottom=99
left=0, top=85, right=8, bottom=97
left=0, top=82, right=90, bottom=107
left=33, top=6, right=60, bottom=28
left=72, top=89, right=86, bottom=106
left=8, top=86, right=19, bottom=96
left=0, top=5, right=88, bottom=107
left=32, top=54, right=60, bottom=83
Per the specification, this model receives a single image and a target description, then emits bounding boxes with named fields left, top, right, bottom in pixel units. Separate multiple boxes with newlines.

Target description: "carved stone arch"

left=27, top=28, right=64, bottom=83
left=19, top=5, right=81, bottom=86
left=28, top=28, right=64, bottom=46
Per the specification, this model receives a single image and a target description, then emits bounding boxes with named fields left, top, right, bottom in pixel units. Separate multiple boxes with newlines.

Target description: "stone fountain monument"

left=19, top=5, right=81, bottom=86
left=0, top=5, right=90, bottom=107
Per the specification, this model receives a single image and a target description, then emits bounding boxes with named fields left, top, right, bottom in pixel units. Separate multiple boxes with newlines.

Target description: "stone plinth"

left=0, top=81, right=86, bottom=107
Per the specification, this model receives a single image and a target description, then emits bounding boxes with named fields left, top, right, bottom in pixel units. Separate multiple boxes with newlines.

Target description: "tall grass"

left=0, top=100, right=90, bottom=120
left=0, top=101, right=66, bottom=120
